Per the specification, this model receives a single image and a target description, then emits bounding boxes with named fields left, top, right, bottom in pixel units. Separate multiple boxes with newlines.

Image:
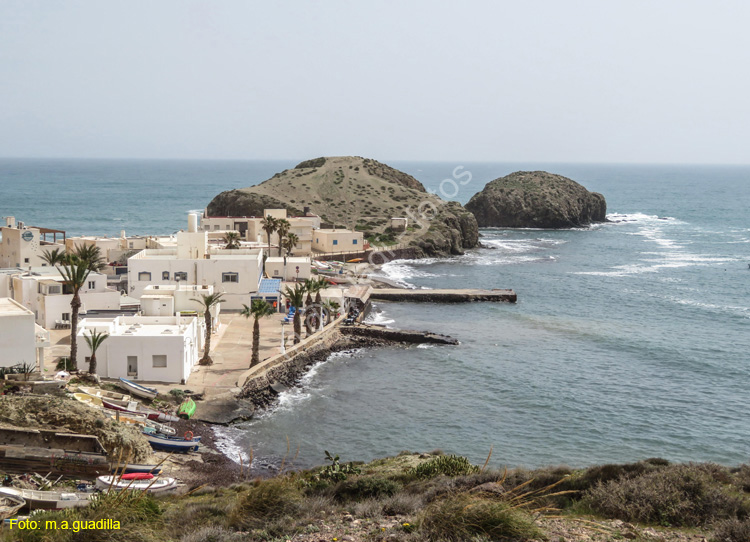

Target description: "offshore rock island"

left=207, top=156, right=480, bottom=257
left=465, top=170, right=607, bottom=228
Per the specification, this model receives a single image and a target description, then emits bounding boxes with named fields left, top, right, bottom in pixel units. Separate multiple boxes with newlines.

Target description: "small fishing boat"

left=78, top=386, right=132, bottom=406
left=0, top=488, right=90, bottom=511
left=0, top=494, right=25, bottom=520
left=117, top=378, right=158, bottom=400
left=95, top=476, right=178, bottom=494
left=101, top=399, right=179, bottom=423
left=103, top=411, right=176, bottom=435
left=111, top=463, right=163, bottom=476
left=177, top=397, right=196, bottom=420
left=72, top=392, right=105, bottom=409
left=143, top=431, right=201, bottom=453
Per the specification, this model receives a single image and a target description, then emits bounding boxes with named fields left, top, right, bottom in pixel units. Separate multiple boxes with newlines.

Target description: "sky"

left=1, top=1, right=749, bottom=163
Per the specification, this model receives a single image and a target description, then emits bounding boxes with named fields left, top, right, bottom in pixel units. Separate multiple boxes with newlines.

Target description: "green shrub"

left=335, top=477, right=402, bottom=501
left=228, top=477, right=302, bottom=531
left=409, top=455, right=480, bottom=479
left=420, top=494, right=541, bottom=541
left=312, top=451, right=361, bottom=483
left=712, top=518, right=750, bottom=542
left=583, top=464, right=749, bottom=527
left=169, top=389, right=185, bottom=401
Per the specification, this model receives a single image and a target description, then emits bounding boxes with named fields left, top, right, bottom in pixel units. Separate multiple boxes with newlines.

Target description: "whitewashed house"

left=0, top=297, right=49, bottom=369
left=0, top=217, right=66, bottom=269
left=2, top=267, right=121, bottom=330
left=128, top=215, right=264, bottom=310
left=77, top=315, right=199, bottom=383
left=264, top=257, right=311, bottom=281
left=140, top=284, right=218, bottom=335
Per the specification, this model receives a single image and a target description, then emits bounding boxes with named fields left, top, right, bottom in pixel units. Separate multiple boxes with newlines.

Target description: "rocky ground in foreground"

left=3, top=443, right=748, bottom=542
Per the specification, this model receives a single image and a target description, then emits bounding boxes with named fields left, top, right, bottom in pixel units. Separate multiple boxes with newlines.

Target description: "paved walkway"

left=180, top=312, right=288, bottom=396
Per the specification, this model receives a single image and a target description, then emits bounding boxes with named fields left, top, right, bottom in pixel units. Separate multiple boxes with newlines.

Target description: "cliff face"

left=465, top=171, right=607, bottom=228
left=206, top=156, right=480, bottom=257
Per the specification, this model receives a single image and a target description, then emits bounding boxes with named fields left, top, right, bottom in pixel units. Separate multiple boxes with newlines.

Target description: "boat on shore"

left=0, top=488, right=90, bottom=511
left=77, top=386, right=132, bottom=406
left=103, top=411, right=176, bottom=435
left=118, top=378, right=158, bottom=400
left=96, top=476, right=178, bottom=494
left=177, top=397, right=196, bottom=420
left=111, top=463, right=163, bottom=476
left=0, top=494, right=25, bottom=520
left=143, top=432, right=200, bottom=453
left=101, top=398, right=179, bottom=423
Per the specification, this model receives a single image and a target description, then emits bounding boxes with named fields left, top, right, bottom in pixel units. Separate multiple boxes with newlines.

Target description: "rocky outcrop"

left=465, top=171, right=607, bottom=228
left=206, top=156, right=480, bottom=257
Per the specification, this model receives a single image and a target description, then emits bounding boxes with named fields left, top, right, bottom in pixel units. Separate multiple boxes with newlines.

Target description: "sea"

left=2, top=158, right=749, bottom=471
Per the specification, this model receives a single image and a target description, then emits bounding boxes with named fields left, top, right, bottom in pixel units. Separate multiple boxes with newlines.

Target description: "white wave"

left=366, top=308, right=395, bottom=327
left=417, top=343, right=435, bottom=349
left=376, top=260, right=439, bottom=287
left=663, top=296, right=750, bottom=319
left=212, top=426, right=251, bottom=465
left=606, top=212, right=681, bottom=224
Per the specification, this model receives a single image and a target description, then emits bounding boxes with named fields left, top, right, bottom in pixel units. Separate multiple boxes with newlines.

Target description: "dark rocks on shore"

left=465, top=171, right=607, bottom=228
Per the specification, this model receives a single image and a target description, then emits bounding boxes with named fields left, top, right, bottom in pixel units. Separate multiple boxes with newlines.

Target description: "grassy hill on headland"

left=206, top=156, right=479, bottom=257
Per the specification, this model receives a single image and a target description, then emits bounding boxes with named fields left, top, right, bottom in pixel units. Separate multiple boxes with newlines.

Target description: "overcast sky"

left=1, top=1, right=749, bottom=163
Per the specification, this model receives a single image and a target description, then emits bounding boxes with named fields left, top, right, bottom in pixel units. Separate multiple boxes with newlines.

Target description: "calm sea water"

left=2, top=159, right=749, bottom=470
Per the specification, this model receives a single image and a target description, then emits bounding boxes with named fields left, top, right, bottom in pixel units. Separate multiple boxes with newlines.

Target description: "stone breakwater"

left=239, top=326, right=458, bottom=412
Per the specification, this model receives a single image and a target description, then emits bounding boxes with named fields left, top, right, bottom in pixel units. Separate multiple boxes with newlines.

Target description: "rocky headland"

left=465, top=170, right=607, bottom=228
left=206, top=156, right=479, bottom=257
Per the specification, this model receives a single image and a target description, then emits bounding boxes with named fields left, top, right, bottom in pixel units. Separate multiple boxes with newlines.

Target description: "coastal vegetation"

left=82, top=330, right=108, bottom=375
left=241, top=300, right=275, bottom=368
left=3, top=450, right=750, bottom=542
left=191, top=292, right=224, bottom=366
left=41, top=244, right=105, bottom=371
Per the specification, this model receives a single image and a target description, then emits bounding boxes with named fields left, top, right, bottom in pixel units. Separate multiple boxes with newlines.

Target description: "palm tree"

left=71, top=244, right=105, bottom=271
left=275, top=219, right=291, bottom=256
left=260, top=215, right=278, bottom=257
left=241, top=300, right=275, bottom=368
left=41, top=248, right=67, bottom=267
left=191, top=292, right=225, bottom=365
left=308, top=277, right=330, bottom=332
left=57, top=263, right=91, bottom=371
left=321, top=300, right=340, bottom=326
left=83, top=330, right=108, bottom=375
left=282, top=284, right=306, bottom=344
left=224, top=231, right=240, bottom=249
left=282, top=233, right=299, bottom=279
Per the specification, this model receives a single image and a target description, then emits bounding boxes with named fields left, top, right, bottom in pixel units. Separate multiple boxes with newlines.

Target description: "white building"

left=140, top=284, right=219, bottom=332
left=264, top=257, right=311, bottom=282
left=77, top=315, right=199, bottom=383
left=0, top=217, right=66, bottom=269
left=1, top=267, right=122, bottom=330
left=128, top=215, right=264, bottom=311
left=312, top=229, right=364, bottom=254
left=0, top=297, right=49, bottom=369
left=201, top=209, right=320, bottom=256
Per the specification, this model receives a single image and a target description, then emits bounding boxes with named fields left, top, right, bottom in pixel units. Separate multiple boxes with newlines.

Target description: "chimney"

left=4, top=216, right=15, bottom=228
left=188, top=213, right=198, bottom=233
left=303, top=206, right=310, bottom=215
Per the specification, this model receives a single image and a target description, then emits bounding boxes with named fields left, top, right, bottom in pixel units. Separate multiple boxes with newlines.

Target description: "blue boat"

left=118, top=378, right=158, bottom=400
left=142, top=432, right=201, bottom=453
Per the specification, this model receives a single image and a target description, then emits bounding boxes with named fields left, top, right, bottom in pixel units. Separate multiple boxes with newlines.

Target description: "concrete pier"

left=370, top=288, right=516, bottom=303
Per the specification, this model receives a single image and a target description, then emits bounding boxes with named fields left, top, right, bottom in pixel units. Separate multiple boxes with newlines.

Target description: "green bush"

left=335, top=477, right=402, bottom=501
left=712, top=518, right=750, bottom=542
left=228, top=477, right=302, bottom=531
left=583, top=463, right=749, bottom=527
left=420, top=494, right=541, bottom=542
left=410, top=455, right=480, bottom=479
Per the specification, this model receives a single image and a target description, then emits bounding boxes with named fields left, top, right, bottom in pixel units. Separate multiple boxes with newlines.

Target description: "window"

left=152, top=355, right=167, bottom=368
left=222, top=272, right=239, bottom=283
left=162, top=271, right=170, bottom=280
left=48, top=285, right=61, bottom=294
left=214, top=225, right=220, bottom=231
left=316, top=238, right=319, bottom=243
left=333, top=239, right=338, bottom=245
left=88, top=281, right=96, bottom=289
left=352, top=239, right=358, bottom=245
left=62, top=312, right=70, bottom=321
left=174, top=271, right=187, bottom=281
left=24, top=258, right=29, bottom=264
left=138, top=272, right=151, bottom=281
left=129, top=242, right=134, bottom=248
left=273, top=269, right=279, bottom=276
